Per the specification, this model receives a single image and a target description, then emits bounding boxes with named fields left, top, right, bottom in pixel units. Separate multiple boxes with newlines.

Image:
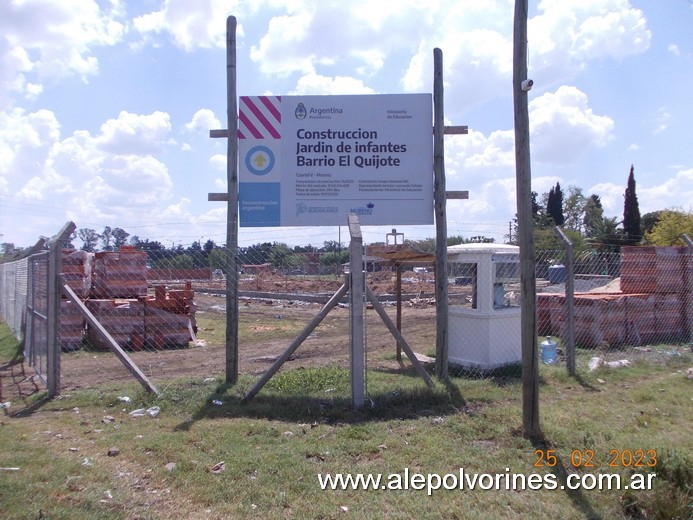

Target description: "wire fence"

left=1, top=235, right=692, bottom=397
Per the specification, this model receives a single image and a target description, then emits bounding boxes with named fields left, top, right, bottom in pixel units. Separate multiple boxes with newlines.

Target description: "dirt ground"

left=24, top=271, right=448, bottom=396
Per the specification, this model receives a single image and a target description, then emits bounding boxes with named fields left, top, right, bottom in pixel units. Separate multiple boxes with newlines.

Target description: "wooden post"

left=513, top=0, right=540, bottom=438
left=348, top=214, right=365, bottom=409
left=365, top=286, right=434, bottom=389
left=225, top=16, right=239, bottom=385
left=554, top=227, right=575, bottom=376
left=243, top=281, right=350, bottom=402
left=62, top=283, right=160, bottom=395
left=433, top=48, right=449, bottom=380
left=47, top=222, right=76, bottom=398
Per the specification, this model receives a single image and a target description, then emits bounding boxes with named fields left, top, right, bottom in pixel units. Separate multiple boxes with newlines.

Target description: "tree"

left=563, top=185, right=586, bottom=233
left=1, top=243, right=18, bottom=257
left=321, top=240, right=343, bottom=253
left=239, top=242, right=274, bottom=265
left=583, top=194, right=604, bottom=237
left=208, top=248, right=228, bottom=270
left=641, top=211, right=663, bottom=235
left=100, top=226, right=114, bottom=251
left=547, top=182, right=565, bottom=226
left=78, top=228, right=99, bottom=252
left=644, top=209, right=693, bottom=245
left=588, top=216, right=621, bottom=252
left=112, top=227, right=130, bottom=249
left=162, top=254, right=194, bottom=269
left=203, top=239, right=216, bottom=257
left=622, top=165, right=641, bottom=245
left=269, top=243, right=293, bottom=268
left=320, top=250, right=348, bottom=268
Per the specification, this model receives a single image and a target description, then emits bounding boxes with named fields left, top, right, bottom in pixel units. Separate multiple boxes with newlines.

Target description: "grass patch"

left=0, top=321, right=690, bottom=519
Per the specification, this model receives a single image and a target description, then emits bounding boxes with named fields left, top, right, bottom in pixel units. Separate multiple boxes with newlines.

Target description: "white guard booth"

left=447, top=244, right=521, bottom=371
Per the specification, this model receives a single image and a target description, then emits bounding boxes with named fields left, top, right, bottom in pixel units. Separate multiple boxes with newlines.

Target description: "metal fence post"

left=47, top=222, right=76, bottom=398
left=348, top=214, right=365, bottom=409
left=553, top=227, right=575, bottom=375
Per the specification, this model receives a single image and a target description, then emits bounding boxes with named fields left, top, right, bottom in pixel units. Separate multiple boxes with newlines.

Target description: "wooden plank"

left=243, top=281, right=350, bottom=402
left=444, top=126, right=469, bottom=135
left=366, top=286, right=434, bottom=388
left=208, top=193, right=228, bottom=202
left=61, top=281, right=160, bottom=396
left=446, top=191, right=469, bottom=200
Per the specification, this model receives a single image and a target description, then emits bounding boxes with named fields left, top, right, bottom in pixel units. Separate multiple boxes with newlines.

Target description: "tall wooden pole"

left=225, top=16, right=239, bottom=384
left=433, top=48, right=449, bottom=380
left=513, top=0, right=540, bottom=438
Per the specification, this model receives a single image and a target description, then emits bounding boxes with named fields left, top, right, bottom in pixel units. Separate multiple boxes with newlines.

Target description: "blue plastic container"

left=540, top=336, right=558, bottom=364
left=548, top=265, right=566, bottom=284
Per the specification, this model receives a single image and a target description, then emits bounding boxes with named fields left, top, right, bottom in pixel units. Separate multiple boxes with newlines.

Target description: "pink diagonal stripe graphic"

left=242, top=97, right=281, bottom=139
left=238, top=109, right=263, bottom=139
left=260, top=96, right=281, bottom=125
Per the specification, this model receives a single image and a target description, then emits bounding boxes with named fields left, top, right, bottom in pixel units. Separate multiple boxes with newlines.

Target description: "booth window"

left=453, top=262, right=477, bottom=309
left=493, top=261, right=519, bottom=309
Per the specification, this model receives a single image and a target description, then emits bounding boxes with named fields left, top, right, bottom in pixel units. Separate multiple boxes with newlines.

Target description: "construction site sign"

left=238, top=94, right=433, bottom=227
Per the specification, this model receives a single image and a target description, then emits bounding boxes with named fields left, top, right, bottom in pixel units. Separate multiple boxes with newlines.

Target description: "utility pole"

left=208, top=16, right=239, bottom=384
left=513, top=0, right=540, bottom=439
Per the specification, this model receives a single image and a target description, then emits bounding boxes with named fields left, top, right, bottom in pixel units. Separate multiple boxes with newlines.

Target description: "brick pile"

left=538, top=246, right=692, bottom=347
left=59, top=246, right=195, bottom=351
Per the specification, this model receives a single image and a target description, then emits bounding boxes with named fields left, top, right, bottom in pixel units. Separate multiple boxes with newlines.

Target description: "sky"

left=1, top=0, right=692, bottom=250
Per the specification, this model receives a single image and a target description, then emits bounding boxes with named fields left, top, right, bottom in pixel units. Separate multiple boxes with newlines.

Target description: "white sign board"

left=238, top=94, right=433, bottom=227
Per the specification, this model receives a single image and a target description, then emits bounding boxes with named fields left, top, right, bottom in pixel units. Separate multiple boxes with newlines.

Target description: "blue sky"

left=1, top=0, right=691, bottom=249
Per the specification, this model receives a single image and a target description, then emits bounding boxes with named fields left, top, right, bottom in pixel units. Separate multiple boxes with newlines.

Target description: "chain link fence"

left=2, top=235, right=692, bottom=396
left=0, top=256, right=28, bottom=342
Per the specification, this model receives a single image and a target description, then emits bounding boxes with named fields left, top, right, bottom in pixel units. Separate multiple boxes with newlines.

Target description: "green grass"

left=0, top=322, right=691, bottom=519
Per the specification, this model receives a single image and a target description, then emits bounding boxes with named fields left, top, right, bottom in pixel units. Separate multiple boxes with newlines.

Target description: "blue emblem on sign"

left=245, top=146, right=275, bottom=176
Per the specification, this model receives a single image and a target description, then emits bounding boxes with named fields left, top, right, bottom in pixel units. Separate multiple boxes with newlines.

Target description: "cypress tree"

left=623, top=165, right=641, bottom=245
left=547, top=182, right=565, bottom=226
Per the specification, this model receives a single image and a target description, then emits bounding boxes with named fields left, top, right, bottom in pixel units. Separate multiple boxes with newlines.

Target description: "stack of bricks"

left=59, top=250, right=90, bottom=351
left=620, top=246, right=690, bottom=344
left=60, top=246, right=195, bottom=351
left=537, top=246, right=692, bottom=347
left=92, top=246, right=148, bottom=299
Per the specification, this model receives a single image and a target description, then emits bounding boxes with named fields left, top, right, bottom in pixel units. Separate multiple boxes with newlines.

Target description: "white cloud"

left=95, top=111, right=172, bottom=155
left=638, top=168, right=693, bottom=214
left=667, top=43, right=680, bottom=56
left=589, top=168, right=693, bottom=218
left=529, top=86, right=614, bottom=163
left=290, top=73, right=376, bottom=95
left=0, top=0, right=126, bottom=105
left=532, top=0, right=651, bottom=61
left=210, top=154, right=227, bottom=170
left=185, top=109, right=221, bottom=134
left=652, top=107, right=670, bottom=135
left=0, top=106, right=180, bottom=240
left=250, top=10, right=316, bottom=76
left=133, top=0, right=243, bottom=51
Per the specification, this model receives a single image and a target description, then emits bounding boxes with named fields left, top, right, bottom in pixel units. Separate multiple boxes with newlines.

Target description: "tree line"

left=2, top=165, right=691, bottom=263
left=512, top=165, right=693, bottom=252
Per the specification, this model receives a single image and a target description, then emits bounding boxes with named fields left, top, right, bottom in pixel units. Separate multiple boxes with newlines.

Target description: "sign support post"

left=208, top=16, right=239, bottom=385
